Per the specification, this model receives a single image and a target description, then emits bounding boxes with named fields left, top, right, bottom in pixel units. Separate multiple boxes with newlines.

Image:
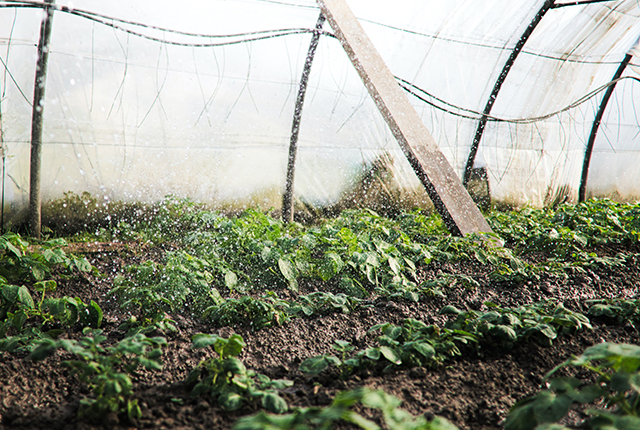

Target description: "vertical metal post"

left=462, top=0, right=555, bottom=187
left=28, top=0, right=55, bottom=238
left=282, top=13, right=325, bottom=224
left=0, top=108, right=4, bottom=235
left=578, top=53, right=632, bottom=202
left=0, top=110, right=4, bottom=235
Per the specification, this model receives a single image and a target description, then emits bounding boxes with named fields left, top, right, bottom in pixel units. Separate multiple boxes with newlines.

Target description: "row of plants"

left=299, top=301, right=595, bottom=377
left=26, top=326, right=461, bottom=429
left=236, top=342, right=640, bottom=430
left=20, top=318, right=640, bottom=430
left=103, top=198, right=640, bottom=331
left=3, top=197, right=640, bottom=429
left=234, top=387, right=460, bottom=430
left=0, top=233, right=98, bottom=354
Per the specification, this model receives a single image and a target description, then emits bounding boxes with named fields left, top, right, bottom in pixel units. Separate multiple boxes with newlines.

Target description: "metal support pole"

left=28, top=0, right=55, bottom=239
left=578, top=53, right=632, bottom=202
left=462, top=0, right=555, bottom=187
left=282, top=13, right=325, bottom=223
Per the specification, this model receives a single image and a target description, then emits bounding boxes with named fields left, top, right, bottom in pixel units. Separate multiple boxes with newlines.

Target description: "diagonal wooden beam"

left=317, top=0, right=492, bottom=236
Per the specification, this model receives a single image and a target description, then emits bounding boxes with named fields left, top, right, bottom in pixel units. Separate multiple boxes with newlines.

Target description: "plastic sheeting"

left=0, top=0, right=639, bottom=221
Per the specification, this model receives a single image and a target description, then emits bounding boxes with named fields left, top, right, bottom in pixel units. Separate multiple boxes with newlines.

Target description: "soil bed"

left=1, top=238, right=638, bottom=430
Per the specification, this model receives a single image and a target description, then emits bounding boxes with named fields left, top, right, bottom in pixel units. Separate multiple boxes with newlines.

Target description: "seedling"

left=31, top=327, right=166, bottom=423
left=187, top=333, right=291, bottom=413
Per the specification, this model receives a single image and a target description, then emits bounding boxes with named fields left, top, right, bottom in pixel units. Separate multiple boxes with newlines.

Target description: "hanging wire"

left=0, top=1, right=335, bottom=47
left=0, top=55, right=32, bottom=106
left=1, top=1, right=633, bottom=64
left=1, top=0, right=636, bottom=127
left=244, top=0, right=318, bottom=9
left=553, top=0, right=618, bottom=7
left=398, top=75, right=640, bottom=124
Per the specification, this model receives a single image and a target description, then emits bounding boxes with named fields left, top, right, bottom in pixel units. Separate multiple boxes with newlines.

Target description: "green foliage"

left=588, top=298, right=640, bottom=325
left=291, top=292, right=362, bottom=316
left=505, top=343, right=640, bottom=430
left=112, top=250, right=225, bottom=314
left=300, top=301, right=594, bottom=378
left=233, top=387, right=459, bottom=430
left=107, top=199, right=640, bottom=332
left=444, top=301, right=592, bottom=347
left=31, top=327, right=166, bottom=423
left=300, top=319, right=477, bottom=376
left=0, top=233, right=91, bottom=283
left=0, top=232, right=95, bottom=352
left=1, top=277, right=102, bottom=353
left=489, top=199, right=640, bottom=256
left=187, top=333, right=291, bottom=413
left=204, top=293, right=290, bottom=330
left=367, top=318, right=476, bottom=369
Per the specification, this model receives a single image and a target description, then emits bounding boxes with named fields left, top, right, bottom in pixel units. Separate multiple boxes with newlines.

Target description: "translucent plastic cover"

left=1, top=0, right=638, bottom=221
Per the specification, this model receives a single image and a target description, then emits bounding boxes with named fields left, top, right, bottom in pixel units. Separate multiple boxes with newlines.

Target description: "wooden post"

left=317, top=0, right=492, bottom=236
left=28, top=0, right=55, bottom=239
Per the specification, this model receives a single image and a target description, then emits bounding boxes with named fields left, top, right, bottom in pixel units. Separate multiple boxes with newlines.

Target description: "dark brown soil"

left=1, top=242, right=639, bottom=430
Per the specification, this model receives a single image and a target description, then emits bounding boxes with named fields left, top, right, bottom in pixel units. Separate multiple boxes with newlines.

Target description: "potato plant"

left=31, top=327, right=166, bottom=423
left=506, top=343, right=640, bottom=430
left=4, top=197, right=640, bottom=428
left=186, top=333, right=291, bottom=413
left=234, top=387, right=459, bottom=430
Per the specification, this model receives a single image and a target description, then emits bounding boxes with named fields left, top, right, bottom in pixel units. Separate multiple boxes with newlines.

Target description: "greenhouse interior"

left=0, top=0, right=639, bottom=232
left=3, top=2, right=640, bottom=430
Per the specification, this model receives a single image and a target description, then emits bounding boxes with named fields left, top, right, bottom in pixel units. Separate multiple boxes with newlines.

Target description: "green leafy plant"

left=108, top=200, right=640, bottom=336
left=300, top=319, right=477, bottom=376
left=31, top=328, right=166, bottom=422
left=505, top=342, right=640, bottom=430
left=186, top=333, right=291, bottom=413
left=112, top=251, right=225, bottom=314
left=489, top=199, right=640, bottom=258
left=1, top=278, right=102, bottom=353
left=299, top=340, right=354, bottom=376
left=443, top=301, right=591, bottom=347
left=0, top=233, right=91, bottom=283
left=233, top=387, right=459, bottom=430
left=588, top=298, right=640, bottom=325
left=290, top=292, right=362, bottom=316
left=203, top=293, right=290, bottom=330
left=367, top=318, right=477, bottom=369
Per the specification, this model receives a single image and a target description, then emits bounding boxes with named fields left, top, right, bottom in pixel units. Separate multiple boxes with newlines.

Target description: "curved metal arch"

left=462, top=0, right=556, bottom=187
left=578, top=53, right=633, bottom=202
left=462, top=0, right=619, bottom=189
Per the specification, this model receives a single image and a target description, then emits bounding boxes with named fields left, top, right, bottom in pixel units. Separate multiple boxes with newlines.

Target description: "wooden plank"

left=317, top=0, right=492, bottom=236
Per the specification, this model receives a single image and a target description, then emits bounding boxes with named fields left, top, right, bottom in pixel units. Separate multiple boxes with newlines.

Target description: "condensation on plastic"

left=0, top=0, right=639, bottom=221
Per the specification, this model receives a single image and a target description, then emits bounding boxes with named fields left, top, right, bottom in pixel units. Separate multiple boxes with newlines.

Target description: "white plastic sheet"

left=0, top=0, right=639, bottom=220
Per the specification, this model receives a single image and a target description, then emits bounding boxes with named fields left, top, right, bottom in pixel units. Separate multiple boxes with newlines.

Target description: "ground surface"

left=1, top=240, right=639, bottom=430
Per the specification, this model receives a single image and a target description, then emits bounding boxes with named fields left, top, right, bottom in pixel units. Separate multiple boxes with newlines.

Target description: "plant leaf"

left=278, top=258, right=297, bottom=282
left=300, top=356, right=334, bottom=375
left=218, top=392, right=243, bottom=411
left=532, top=391, right=571, bottom=424
left=17, top=286, right=35, bottom=309
left=378, top=346, right=401, bottom=365
left=261, top=392, right=288, bottom=414
left=191, top=333, right=220, bottom=349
